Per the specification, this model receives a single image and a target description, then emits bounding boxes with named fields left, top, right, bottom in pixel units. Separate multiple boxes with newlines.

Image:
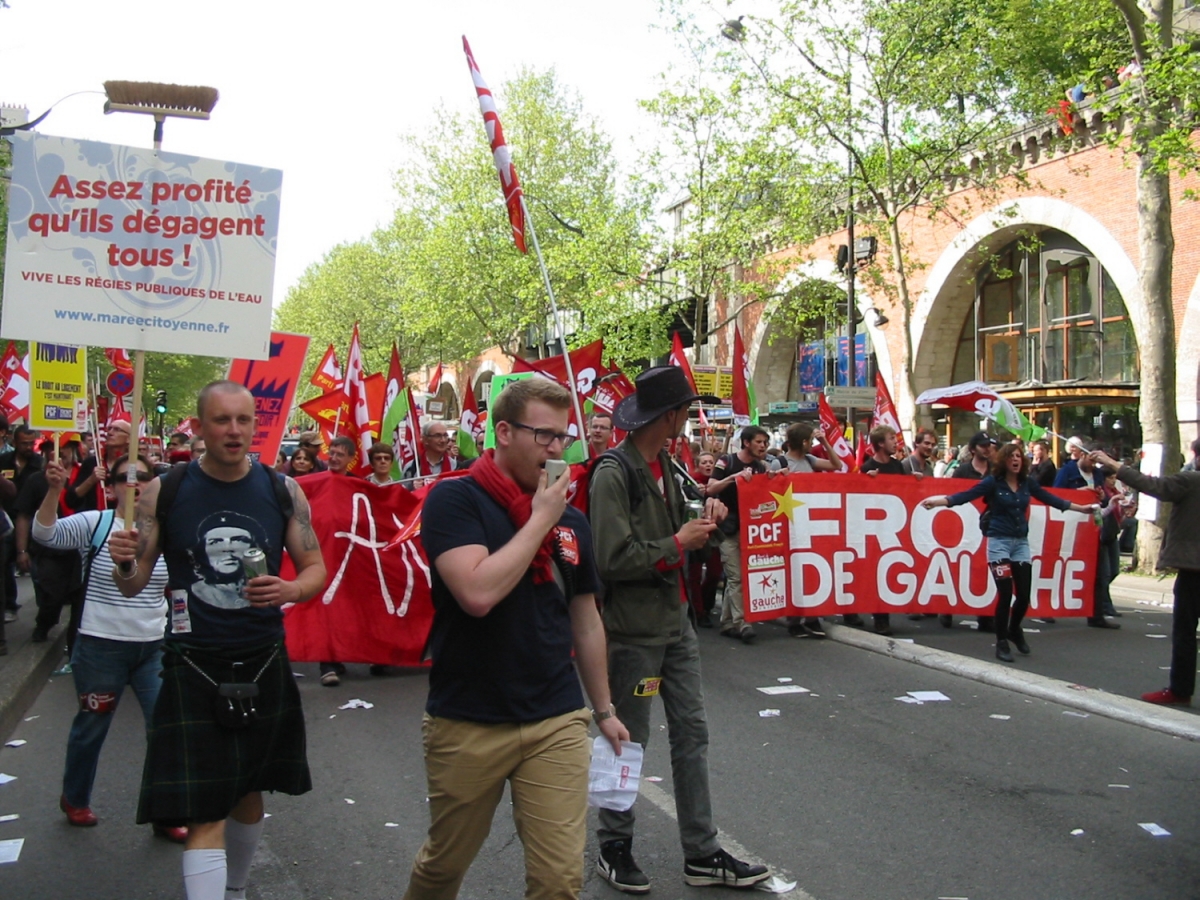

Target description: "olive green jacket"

left=589, top=440, right=689, bottom=646
left=1117, top=467, right=1200, bottom=571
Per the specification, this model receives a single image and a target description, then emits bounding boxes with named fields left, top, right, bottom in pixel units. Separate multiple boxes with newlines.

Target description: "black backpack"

left=156, top=461, right=293, bottom=523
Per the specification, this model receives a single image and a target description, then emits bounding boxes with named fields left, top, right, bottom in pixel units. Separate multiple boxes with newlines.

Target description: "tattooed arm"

left=243, top=476, right=327, bottom=608
left=109, top=476, right=163, bottom=597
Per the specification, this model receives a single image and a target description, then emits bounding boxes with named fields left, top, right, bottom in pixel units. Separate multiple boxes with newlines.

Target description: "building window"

left=953, top=232, right=1138, bottom=387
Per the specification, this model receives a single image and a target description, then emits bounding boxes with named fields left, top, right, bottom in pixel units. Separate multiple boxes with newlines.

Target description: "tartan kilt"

left=136, top=638, right=312, bottom=826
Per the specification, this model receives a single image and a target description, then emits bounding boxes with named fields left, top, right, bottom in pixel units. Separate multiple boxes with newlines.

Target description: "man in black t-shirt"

left=706, top=426, right=770, bottom=642
left=402, top=378, right=627, bottom=900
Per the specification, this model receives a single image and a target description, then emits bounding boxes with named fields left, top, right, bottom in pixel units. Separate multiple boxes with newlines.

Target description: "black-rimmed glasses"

left=507, top=421, right=576, bottom=449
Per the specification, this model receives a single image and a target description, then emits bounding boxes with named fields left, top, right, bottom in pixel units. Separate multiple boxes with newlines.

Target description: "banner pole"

left=123, top=350, right=146, bottom=531
left=520, top=197, right=587, bottom=457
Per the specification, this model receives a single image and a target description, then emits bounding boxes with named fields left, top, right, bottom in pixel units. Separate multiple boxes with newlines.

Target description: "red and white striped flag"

left=463, top=36, right=528, bottom=253
left=344, top=324, right=373, bottom=474
left=817, top=393, right=857, bottom=473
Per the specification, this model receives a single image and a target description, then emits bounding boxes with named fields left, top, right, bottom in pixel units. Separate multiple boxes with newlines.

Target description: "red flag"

left=281, top=473, right=433, bottom=667
left=873, top=372, right=907, bottom=454
left=407, top=386, right=428, bottom=476
left=855, top=432, right=869, bottom=471
left=106, top=393, right=130, bottom=426
left=512, top=339, right=607, bottom=399
left=227, top=331, right=311, bottom=466
left=669, top=332, right=698, bottom=393
left=310, top=344, right=343, bottom=393
left=344, top=324, right=373, bottom=474
left=463, top=36, right=527, bottom=253
left=817, top=393, right=857, bottom=473
left=0, top=343, right=27, bottom=420
left=427, top=363, right=444, bottom=395
left=104, top=348, right=134, bottom=372
left=299, top=389, right=348, bottom=450
left=731, top=326, right=753, bottom=427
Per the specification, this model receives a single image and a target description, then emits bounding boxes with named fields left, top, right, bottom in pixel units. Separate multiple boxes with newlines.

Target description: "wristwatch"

left=592, top=704, right=616, bottom=724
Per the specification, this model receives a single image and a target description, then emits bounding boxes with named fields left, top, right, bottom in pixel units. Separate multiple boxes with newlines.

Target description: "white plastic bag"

left=587, top=737, right=643, bottom=811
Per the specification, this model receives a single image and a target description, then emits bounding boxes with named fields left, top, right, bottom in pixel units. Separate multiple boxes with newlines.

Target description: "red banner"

left=737, top=473, right=1099, bottom=620
left=228, top=331, right=311, bottom=465
left=283, top=472, right=433, bottom=667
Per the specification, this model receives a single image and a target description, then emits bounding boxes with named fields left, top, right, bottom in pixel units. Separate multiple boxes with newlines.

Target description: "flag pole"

left=123, top=350, right=146, bottom=531
left=520, top=197, right=587, bottom=455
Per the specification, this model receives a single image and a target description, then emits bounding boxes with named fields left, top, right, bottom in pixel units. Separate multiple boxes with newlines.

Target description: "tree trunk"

left=1132, top=156, right=1180, bottom=573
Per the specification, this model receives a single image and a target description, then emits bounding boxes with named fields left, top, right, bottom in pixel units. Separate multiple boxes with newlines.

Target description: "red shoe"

left=59, top=794, right=98, bottom=827
left=152, top=823, right=189, bottom=844
left=1141, top=688, right=1192, bottom=707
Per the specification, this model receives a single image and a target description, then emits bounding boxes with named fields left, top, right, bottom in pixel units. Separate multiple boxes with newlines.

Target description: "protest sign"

left=28, top=343, right=87, bottom=430
left=2, top=132, right=281, bottom=359
left=282, top=473, right=433, bottom=667
left=738, top=473, right=1099, bottom=620
left=227, top=332, right=310, bottom=464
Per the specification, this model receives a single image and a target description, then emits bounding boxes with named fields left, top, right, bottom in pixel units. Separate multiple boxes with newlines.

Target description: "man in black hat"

left=589, top=366, right=771, bottom=894
left=959, top=432, right=998, bottom=481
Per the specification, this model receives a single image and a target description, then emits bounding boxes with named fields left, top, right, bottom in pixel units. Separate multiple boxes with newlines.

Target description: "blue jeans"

left=62, top=634, right=164, bottom=808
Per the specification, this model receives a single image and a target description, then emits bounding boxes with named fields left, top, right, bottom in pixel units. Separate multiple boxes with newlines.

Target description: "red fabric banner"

left=737, top=473, right=1099, bottom=620
left=283, top=473, right=434, bottom=667
left=227, top=331, right=311, bottom=465
left=731, top=326, right=752, bottom=426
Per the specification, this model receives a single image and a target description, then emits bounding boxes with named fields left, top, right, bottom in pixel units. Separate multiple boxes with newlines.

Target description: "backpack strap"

left=82, top=508, right=117, bottom=592
left=262, top=462, right=294, bottom=519
left=594, top=448, right=645, bottom=513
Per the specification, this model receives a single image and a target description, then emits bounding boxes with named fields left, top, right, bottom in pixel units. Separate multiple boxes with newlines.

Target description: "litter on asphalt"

left=0, top=814, right=17, bottom=823
left=754, top=875, right=797, bottom=893
left=338, top=699, right=375, bottom=710
left=757, top=685, right=810, bottom=695
left=1139, top=823, right=1171, bottom=837
left=777, top=677, right=793, bottom=683
left=1109, top=784, right=1130, bottom=789
left=1146, top=634, right=1168, bottom=639
left=1070, top=829, right=1085, bottom=836
left=0, top=837, right=23, bottom=864
left=385, top=822, right=400, bottom=827
left=989, top=715, right=1011, bottom=720
left=1063, top=711, right=1090, bottom=718
left=345, top=798, right=356, bottom=804
left=908, top=691, right=951, bottom=702
left=759, top=709, right=781, bottom=718
left=0, top=774, right=16, bottom=785
left=3, top=740, right=26, bottom=748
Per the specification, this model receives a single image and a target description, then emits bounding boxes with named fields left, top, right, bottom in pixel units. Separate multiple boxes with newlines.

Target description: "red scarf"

left=468, top=449, right=556, bottom=584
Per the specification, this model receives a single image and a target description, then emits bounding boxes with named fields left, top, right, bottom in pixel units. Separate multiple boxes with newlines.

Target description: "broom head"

left=103, top=81, right=219, bottom=119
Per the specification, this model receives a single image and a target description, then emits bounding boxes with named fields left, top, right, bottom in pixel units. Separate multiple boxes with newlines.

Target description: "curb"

left=0, top=624, right=65, bottom=742
left=823, top=623, right=1200, bottom=742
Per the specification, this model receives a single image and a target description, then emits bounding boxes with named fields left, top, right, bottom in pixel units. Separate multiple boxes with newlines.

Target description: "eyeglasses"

left=427, top=432, right=450, bottom=441
left=507, top=421, right=576, bottom=449
left=116, top=471, right=155, bottom=483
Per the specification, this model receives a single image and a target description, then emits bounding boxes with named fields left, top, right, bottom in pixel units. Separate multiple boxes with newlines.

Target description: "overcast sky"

left=2, top=0, right=690, bottom=304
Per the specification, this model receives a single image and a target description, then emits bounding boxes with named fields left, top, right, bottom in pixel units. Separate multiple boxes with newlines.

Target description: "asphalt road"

left=0, top=615, right=1197, bottom=900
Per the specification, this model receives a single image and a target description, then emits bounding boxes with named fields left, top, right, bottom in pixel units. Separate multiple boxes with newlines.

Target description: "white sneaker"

left=320, top=671, right=340, bottom=687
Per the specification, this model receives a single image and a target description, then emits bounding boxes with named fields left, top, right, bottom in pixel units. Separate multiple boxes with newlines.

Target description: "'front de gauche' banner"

left=2, top=132, right=280, bottom=359
left=738, top=473, right=1099, bottom=620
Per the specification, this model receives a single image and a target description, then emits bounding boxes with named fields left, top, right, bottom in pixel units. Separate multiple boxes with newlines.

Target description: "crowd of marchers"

left=2, top=379, right=1198, bottom=900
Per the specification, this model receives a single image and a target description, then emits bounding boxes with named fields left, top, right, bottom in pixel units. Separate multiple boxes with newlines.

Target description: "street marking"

left=639, top=779, right=814, bottom=898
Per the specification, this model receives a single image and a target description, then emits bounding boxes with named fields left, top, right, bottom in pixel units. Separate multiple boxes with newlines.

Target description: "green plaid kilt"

left=136, top=639, right=312, bottom=826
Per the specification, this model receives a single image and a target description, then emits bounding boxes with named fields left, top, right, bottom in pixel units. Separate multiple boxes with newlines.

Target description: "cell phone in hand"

left=544, top=458, right=569, bottom=487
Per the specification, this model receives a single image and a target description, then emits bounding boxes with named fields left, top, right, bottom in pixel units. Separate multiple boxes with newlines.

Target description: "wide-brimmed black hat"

left=613, top=366, right=721, bottom=431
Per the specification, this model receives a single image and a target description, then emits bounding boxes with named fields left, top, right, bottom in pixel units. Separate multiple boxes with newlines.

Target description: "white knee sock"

left=182, top=849, right=227, bottom=900
left=223, top=817, right=265, bottom=900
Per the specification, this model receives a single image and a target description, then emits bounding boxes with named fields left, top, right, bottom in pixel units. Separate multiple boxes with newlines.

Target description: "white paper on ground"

left=385, top=822, right=400, bottom=827
left=989, top=714, right=1011, bottom=720
left=895, top=696, right=922, bottom=704
left=3, top=740, right=26, bottom=748
left=1070, top=828, right=1085, bottom=836
left=1139, top=822, right=1171, bottom=837
left=1146, top=634, right=1168, bottom=639
left=338, top=699, right=374, bottom=709
left=0, top=814, right=17, bottom=823
left=776, top=677, right=793, bottom=683
left=344, top=798, right=355, bottom=804
left=754, top=875, right=797, bottom=893
left=1108, top=784, right=1130, bottom=789
left=587, top=737, right=643, bottom=811
left=908, top=691, right=950, bottom=702
left=1062, top=711, right=1090, bottom=718
left=759, top=709, right=781, bottom=718
left=756, top=685, right=810, bottom=695
left=0, top=774, right=15, bottom=785
left=0, top=838, right=23, bottom=863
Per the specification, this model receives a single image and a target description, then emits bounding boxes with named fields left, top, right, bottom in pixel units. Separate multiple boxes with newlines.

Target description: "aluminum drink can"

left=241, top=547, right=268, bottom=582
left=685, top=500, right=706, bottom=521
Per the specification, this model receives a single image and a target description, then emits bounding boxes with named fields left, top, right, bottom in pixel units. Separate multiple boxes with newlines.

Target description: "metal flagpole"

left=520, top=197, right=587, bottom=453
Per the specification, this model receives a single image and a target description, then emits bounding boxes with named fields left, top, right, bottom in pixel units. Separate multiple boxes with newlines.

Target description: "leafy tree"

left=275, top=68, right=657, bottom=380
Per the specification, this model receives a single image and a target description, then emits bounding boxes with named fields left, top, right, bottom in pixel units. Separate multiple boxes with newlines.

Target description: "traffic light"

left=155, top=390, right=167, bottom=415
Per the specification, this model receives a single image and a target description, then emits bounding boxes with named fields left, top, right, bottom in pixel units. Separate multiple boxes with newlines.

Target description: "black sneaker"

left=598, top=839, right=650, bottom=894
left=684, top=848, right=770, bottom=888
left=802, top=618, right=826, bottom=639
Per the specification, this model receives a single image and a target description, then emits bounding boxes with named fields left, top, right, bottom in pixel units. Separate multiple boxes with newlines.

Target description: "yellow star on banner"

left=770, top=488, right=804, bottom=521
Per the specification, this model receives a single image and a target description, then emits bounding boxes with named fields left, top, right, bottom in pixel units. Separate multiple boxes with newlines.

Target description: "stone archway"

left=910, top=197, right=1140, bottom=425
left=748, top=259, right=895, bottom=402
